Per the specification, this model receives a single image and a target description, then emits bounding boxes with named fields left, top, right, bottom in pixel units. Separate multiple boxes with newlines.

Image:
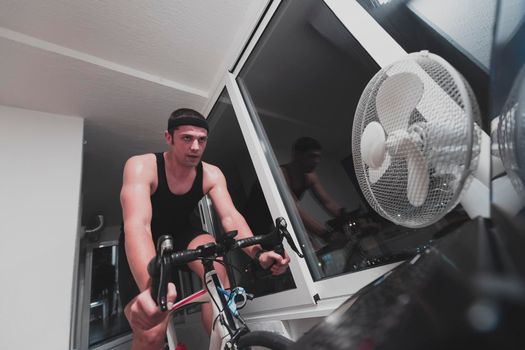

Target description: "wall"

left=0, top=105, right=83, bottom=350
left=96, top=224, right=122, bottom=243
left=408, top=0, right=497, bottom=70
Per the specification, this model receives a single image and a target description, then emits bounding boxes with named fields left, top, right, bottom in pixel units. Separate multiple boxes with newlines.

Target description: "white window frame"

left=202, top=0, right=413, bottom=318
left=202, top=70, right=318, bottom=315
left=312, top=0, right=409, bottom=299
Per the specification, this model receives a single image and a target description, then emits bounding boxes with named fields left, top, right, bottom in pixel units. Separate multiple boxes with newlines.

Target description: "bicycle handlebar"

left=148, top=217, right=303, bottom=310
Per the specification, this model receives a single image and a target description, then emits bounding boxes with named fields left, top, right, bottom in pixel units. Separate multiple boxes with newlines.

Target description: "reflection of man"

left=280, top=137, right=343, bottom=243
left=118, top=109, right=290, bottom=350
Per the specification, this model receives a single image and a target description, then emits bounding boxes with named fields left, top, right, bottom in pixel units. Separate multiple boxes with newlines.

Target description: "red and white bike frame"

left=166, top=269, right=241, bottom=350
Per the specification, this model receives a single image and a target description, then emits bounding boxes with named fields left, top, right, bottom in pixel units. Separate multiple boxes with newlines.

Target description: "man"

left=280, top=137, right=344, bottom=244
left=118, top=108, right=290, bottom=350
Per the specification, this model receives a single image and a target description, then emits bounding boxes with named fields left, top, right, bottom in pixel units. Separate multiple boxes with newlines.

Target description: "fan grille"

left=352, top=52, right=481, bottom=228
left=498, top=66, right=525, bottom=197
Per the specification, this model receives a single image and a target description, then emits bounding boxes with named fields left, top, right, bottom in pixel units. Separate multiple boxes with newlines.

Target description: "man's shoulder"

left=123, top=153, right=158, bottom=178
left=126, top=153, right=157, bottom=166
left=201, top=161, right=225, bottom=189
left=305, top=170, right=319, bottom=180
left=306, top=171, right=321, bottom=187
left=202, top=161, right=222, bottom=177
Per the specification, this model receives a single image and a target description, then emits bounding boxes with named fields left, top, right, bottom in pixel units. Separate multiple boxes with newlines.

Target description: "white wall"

left=0, top=105, right=83, bottom=350
left=408, top=0, right=497, bottom=70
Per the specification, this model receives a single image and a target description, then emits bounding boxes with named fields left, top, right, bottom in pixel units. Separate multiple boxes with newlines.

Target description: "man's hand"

left=258, top=251, right=290, bottom=275
left=124, top=282, right=177, bottom=330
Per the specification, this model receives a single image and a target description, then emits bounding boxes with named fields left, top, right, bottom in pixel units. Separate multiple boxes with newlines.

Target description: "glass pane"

left=356, top=0, right=493, bottom=127
left=490, top=3, right=525, bottom=238
left=238, top=0, right=476, bottom=281
left=88, top=244, right=184, bottom=346
left=88, top=245, right=130, bottom=347
left=203, top=88, right=296, bottom=297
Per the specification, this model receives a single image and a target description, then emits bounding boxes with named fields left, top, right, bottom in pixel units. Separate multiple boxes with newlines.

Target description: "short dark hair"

left=293, top=137, right=322, bottom=153
left=168, top=108, right=206, bottom=134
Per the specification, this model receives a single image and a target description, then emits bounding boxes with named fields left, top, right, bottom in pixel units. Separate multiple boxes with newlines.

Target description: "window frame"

left=203, top=0, right=434, bottom=316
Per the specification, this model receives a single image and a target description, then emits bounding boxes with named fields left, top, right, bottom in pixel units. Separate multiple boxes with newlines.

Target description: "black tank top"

left=119, top=153, right=204, bottom=239
left=117, top=153, right=204, bottom=303
left=150, top=152, right=204, bottom=240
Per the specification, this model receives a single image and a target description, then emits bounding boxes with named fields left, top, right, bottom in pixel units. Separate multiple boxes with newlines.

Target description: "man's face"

left=296, top=149, right=321, bottom=173
left=165, top=125, right=208, bottom=167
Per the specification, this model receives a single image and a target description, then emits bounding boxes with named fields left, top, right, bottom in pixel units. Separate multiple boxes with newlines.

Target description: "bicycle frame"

left=150, top=217, right=304, bottom=349
left=166, top=261, right=244, bottom=350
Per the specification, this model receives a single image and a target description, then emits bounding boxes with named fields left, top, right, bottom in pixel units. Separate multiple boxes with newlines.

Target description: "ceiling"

left=0, top=0, right=269, bottom=227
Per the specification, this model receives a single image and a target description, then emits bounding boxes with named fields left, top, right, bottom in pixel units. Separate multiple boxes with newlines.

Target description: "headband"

left=168, top=116, right=209, bottom=132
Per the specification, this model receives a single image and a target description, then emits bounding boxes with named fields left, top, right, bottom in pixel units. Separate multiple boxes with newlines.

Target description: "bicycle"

left=315, top=209, right=384, bottom=274
left=148, top=217, right=304, bottom=350
left=317, top=210, right=410, bottom=274
left=315, top=210, right=362, bottom=257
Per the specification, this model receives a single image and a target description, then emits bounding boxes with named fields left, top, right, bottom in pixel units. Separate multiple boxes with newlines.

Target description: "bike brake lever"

left=275, top=217, right=304, bottom=258
left=156, top=255, right=171, bottom=311
left=150, top=236, right=173, bottom=311
left=284, top=233, right=304, bottom=258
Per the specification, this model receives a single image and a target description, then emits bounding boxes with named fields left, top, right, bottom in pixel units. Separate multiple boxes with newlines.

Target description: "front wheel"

left=236, top=330, right=294, bottom=350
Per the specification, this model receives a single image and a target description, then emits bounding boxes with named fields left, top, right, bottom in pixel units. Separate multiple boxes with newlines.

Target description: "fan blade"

left=376, top=72, right=424, bottom=134
left=406, top=142, right=429, bottom=207
left=361, top=121, right=386, bottom=168
left=369, top=152, right=391, bottom=184
left=386, top=57, right=465, bottom=127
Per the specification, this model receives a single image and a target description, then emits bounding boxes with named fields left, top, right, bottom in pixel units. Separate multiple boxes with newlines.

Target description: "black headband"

left=168, top=116, right=209, bottom=132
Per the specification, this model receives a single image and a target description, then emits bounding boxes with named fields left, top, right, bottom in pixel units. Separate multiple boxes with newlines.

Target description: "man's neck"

left=165, top=151, right=195, bottom=178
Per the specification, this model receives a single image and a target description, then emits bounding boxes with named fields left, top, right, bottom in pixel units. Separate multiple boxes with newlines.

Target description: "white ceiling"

left=0, top=0, right=265, bottom=92
left=0, top=0, right=269, bottom=227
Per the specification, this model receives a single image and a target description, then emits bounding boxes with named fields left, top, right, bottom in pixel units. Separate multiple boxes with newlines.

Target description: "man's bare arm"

left=204, top=164, right=259, bottom=257
left=205, top=164, right=289, bottom=275
left=121, top=155, right=156, bottom=292
left=281, top=167, right=326, bottom=236
left=309, top=172, right=343, bottom=217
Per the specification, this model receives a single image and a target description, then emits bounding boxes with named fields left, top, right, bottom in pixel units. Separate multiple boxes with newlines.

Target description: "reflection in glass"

left=280, top=137, right=344, bottom=249
left=203, top=89, right=296, bottom=296
left=491, top=3, right=525, bottom=224
left=237, top=0, right=487, bottom=281
left=493, top=66, right=525, bottom=217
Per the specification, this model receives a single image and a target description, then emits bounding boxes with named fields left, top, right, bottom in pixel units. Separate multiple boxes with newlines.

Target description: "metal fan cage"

left=352, top=51, right=481, bottom=228
left=498, top=66, right=525, bottom=197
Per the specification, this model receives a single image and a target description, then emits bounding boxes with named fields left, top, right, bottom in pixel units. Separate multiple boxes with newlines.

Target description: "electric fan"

left=491, top=65, right=525, bottom=216
left=496, top=65, right=525, bottom=197
left=352, top=51, right=485, bottom=228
